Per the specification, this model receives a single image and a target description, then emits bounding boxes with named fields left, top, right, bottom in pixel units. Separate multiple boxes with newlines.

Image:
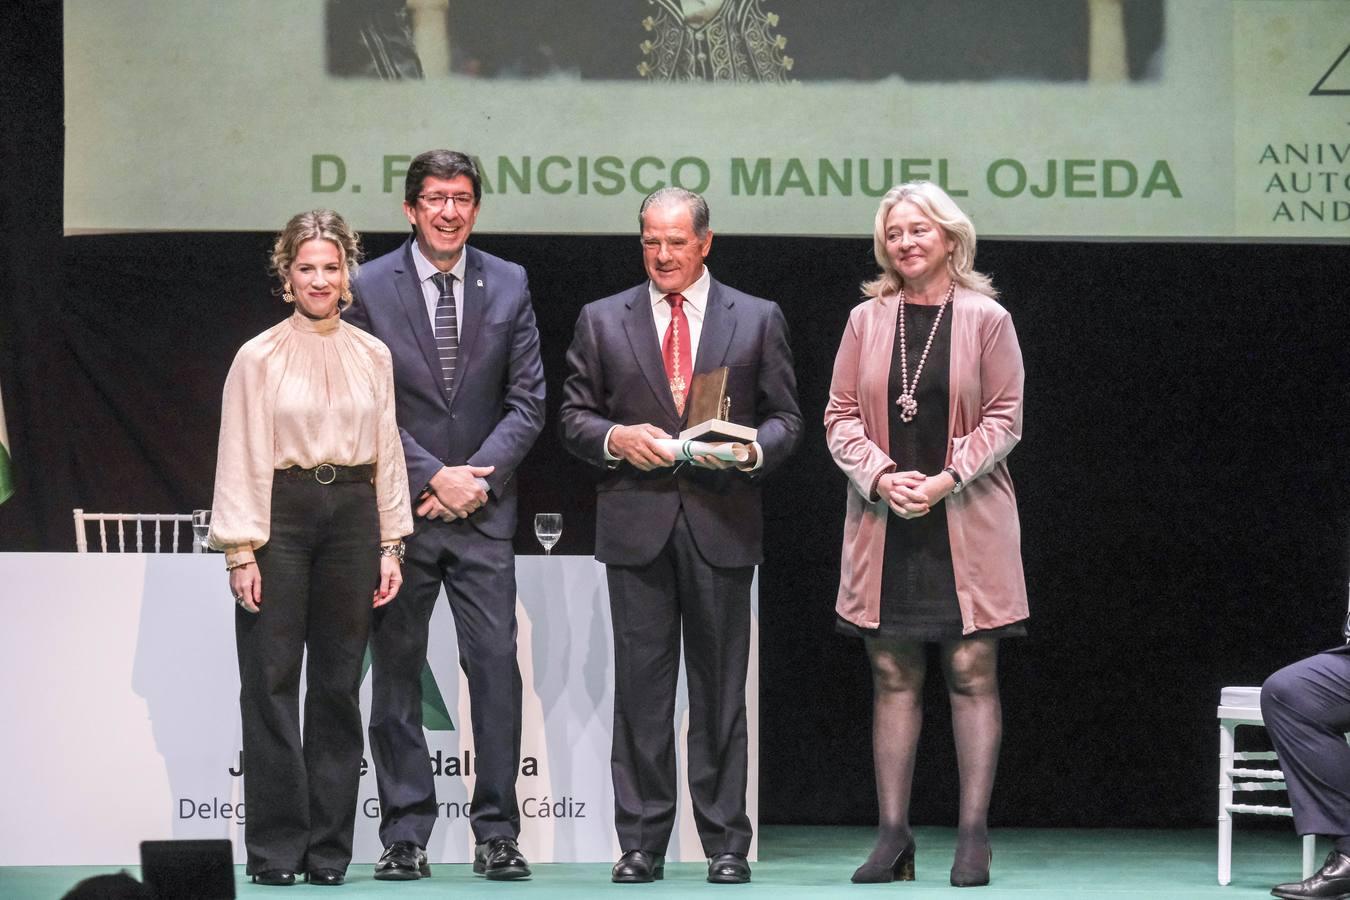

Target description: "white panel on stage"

left=0, top=553, right=758, bottom=865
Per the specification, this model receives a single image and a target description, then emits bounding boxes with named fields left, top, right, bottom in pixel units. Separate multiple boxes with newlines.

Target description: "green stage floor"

left=0, top=825, right=1312, bottom=898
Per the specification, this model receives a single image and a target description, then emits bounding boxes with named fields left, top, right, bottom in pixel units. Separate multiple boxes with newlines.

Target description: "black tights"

left=862, top=636, right=1002, bottom=872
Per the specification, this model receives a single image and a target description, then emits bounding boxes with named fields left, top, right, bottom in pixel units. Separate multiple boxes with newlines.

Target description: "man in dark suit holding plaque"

left=345, top=149, right=545, bottom=882
left=559, top=187, right=802, bottom=884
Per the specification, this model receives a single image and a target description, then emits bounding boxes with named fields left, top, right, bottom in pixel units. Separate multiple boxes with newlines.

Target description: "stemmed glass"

left=533, top=513, right=562, bottom=556
left=191, top=509, right=212, bottom=553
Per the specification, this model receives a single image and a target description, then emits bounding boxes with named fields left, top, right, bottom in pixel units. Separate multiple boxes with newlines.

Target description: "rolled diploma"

left=653, top=439, right=750, bottom=463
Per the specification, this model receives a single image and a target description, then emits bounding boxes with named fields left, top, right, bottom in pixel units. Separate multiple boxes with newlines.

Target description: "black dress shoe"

left=612, top=850, right=665, bottom=883
left=304, top=869, right=345, bottom=886
left=374, top=841, right=430, bottom=881
left=851, top=841, right=916, bottom=884
left=474, top=837, right=532, bottom=880
left=707, top=852, right=751, bottom=884
left=1273, top=850, right=1350, bottom=899
left=250, top=870, right=296, bottom=886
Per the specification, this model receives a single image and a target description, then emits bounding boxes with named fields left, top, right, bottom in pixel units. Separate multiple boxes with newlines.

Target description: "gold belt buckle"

left=314, top=464, right=337, bottom=485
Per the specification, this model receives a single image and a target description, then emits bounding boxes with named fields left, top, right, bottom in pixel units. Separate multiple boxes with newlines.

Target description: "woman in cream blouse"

left=210, top=209, right=412, bottom=887
left=825, top=182, right=1026, bottom=888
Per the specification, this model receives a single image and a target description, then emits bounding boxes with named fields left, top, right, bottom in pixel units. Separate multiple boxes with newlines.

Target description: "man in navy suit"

left=559, top=187, right=802, bottom=884
left=345, top=150, right=544, bottom=882
left=1262, top=639, right=1350, bottom=900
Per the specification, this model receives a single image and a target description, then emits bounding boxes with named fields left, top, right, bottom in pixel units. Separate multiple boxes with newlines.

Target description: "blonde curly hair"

left=270, top=209, right=362, bottom=307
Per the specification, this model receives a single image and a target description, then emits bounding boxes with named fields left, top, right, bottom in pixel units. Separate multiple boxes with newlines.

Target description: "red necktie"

left=662, top=292, right=692, bottom=415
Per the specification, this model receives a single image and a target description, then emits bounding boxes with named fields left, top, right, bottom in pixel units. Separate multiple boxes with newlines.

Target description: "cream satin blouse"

left=209, top=310, right=412, bottom=567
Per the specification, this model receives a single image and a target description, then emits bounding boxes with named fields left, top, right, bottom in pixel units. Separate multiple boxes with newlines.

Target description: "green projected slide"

left=64, top=1, right=1349, bottom=240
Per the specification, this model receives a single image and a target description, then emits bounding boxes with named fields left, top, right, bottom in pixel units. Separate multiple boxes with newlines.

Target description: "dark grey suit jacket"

left=558, top=278, right=802, bottom=567
left=345, top=241, right=545, bottom=540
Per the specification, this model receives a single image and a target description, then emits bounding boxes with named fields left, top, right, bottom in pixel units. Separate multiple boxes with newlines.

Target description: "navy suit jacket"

left=345, top=241, right=545, bottom=540
left=559, top=277, right=802, bottom=568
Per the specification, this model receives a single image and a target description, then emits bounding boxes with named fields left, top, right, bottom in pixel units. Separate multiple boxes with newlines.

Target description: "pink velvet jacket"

left=824, top=287, right=1028, bottom=633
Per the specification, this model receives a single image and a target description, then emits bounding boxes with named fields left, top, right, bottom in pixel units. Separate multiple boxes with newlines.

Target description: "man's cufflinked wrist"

left=601, top=423, right=625, bottom=463
left=743, top=441, right=764, bottom=472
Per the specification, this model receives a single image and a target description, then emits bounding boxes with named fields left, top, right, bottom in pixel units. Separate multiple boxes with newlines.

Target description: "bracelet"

left=943, top=465, right=964, bottom=494
left=225, top=559, right=254, bottom=571
left=869, top=469, right=891, bottom=502
left=379, top=542, right=406, bottom=563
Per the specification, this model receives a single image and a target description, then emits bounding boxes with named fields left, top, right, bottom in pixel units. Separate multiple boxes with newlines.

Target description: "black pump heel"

left=851, top=840, right=916, bottom=884
left=950, top=846, right=991, bottom=887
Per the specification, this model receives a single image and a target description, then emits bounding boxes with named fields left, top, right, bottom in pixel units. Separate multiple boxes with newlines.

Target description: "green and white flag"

left=0, top=383, right=12, bottom=505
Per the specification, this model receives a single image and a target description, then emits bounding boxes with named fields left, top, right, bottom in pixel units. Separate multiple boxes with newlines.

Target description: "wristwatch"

left=943, top=465, right=964, bottom=494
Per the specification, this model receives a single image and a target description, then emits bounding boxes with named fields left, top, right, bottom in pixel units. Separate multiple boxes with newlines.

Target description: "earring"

left=283, top=283, right=295, bottom=304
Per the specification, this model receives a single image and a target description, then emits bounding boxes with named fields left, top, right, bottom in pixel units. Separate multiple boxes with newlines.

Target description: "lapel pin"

left=476, top=279, right=484, bottom=287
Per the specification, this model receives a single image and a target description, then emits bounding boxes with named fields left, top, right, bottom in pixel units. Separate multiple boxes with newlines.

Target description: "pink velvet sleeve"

left=824, top=307, right=895, bottom=499
left=950, top=308, right=1023, bottom=483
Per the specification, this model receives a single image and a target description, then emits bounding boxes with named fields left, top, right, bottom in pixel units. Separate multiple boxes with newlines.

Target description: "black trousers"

left=1261, top=646, right=1350, bottom=840
left=605, top=509, right=755, bottom=857
left=235, top=477, right=379, bottom=875
left=367, top=520, right=522, bottom=846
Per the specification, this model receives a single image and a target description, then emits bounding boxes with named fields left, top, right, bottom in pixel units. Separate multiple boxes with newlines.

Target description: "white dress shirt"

left=410, top=240, right=466, bottom=330
left=647, top=265, right=711, bottom=363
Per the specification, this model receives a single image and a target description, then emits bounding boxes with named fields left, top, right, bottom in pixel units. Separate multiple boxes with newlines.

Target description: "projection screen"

left=64, top=0, right=1350, bottom=240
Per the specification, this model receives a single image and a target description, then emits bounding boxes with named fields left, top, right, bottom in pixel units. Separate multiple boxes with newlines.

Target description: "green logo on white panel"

left=361, top=648, right=455, bottom=732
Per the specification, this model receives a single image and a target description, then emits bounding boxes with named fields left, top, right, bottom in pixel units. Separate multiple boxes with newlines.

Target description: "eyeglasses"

left=417, top=193, right=476, bottom=211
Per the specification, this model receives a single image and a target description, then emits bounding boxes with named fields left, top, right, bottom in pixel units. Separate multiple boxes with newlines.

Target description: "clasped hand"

left=879, top=470, right=954, bottom=519
left=417, top=464, right=495, bottom=521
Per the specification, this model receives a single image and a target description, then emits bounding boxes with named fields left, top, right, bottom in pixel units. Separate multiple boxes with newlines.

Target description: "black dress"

left=837, top=301, right=1025, bottom=643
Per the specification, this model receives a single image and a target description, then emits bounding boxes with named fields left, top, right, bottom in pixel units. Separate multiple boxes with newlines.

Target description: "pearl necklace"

left=894, top=281, right=954, bottom=423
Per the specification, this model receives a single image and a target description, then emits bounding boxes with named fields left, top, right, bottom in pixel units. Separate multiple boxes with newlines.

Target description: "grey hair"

left=861, top=181, right=997, bottom=299
left=639, top=187, right=710, bottom=237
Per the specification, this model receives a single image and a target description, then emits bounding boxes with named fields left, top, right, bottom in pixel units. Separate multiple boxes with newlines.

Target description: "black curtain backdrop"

left=4, top=1, right=1349, bottom=830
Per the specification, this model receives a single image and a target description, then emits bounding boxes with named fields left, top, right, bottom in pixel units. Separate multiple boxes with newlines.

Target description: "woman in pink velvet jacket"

left=825, top=182, right=1027, bottom=888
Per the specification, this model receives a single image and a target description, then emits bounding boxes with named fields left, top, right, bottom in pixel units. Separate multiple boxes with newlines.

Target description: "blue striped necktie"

left=431, top=271, right=458, bottom=395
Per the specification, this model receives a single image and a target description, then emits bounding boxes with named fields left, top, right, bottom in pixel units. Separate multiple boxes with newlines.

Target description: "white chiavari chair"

left=72, top=508, right=196, bottom=553
left=1217, top=685, right=1316, bottom=885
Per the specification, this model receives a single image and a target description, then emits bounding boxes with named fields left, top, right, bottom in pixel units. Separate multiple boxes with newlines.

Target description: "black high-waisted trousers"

left=235, top=475, right=379, bottom=875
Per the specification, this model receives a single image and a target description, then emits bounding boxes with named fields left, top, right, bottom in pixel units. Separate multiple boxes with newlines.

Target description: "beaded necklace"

left=894, top=281, right=955, bottom=423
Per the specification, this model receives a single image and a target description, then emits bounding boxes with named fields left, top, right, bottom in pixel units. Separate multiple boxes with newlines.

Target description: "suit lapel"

left=394, top=241, right=448, bottom=407
left=623, top=286, right=679, bottom=421
left=446, top=247, right=486, bottom=409
left=693, top=278, right=735, bottom=372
